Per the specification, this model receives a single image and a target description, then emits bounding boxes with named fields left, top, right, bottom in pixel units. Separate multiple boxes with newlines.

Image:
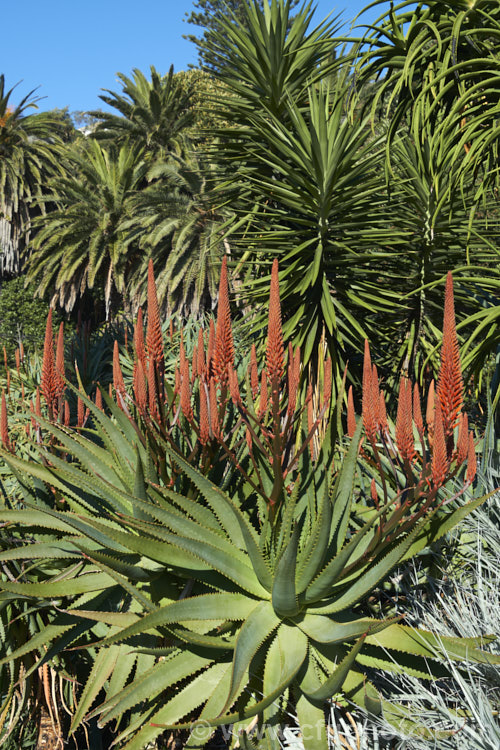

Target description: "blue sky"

left=2, top=1, right=391, bottom=114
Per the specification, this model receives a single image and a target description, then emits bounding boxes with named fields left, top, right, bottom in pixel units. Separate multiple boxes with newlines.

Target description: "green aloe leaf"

left=272, top=523, right=301, bottom=617
left=296, top=613, right=400, bottom=644
left=300, top=633, right=366, bottom=702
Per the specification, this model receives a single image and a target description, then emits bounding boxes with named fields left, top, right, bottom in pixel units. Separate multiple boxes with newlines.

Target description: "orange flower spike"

left=199, top=385, right=210, bottom=445
left=396, top=377, right=415, bottom=463
left=266, top=258, right=284, bottom=386
left=55, top=322, right=65, bottom=400
left=250, top=343, right=259, bottom=398
left=362, top=340, right=377, bottom=443
left=134, top=307, right=147, bottom=369
left=112, top=341, right=126, bottom=406
left=209, top=379, right=220, bottom=440
left=134, top=360, right=148, bottom=415
left=146, top=260, right=165, bottom=380
left=41, top=309, right=56, bottom=414
left=15, top=349, right=20, bottom=375
left=437, top=272, right=463, bottom=438
left=466, top=431, right=476, bottom=483
left=213, top=256, right=234, bottom=386
left=207, top=319, right=216, bottom=379
left=1, top=391, right=11, bottom=451
left=347, top=386, right=356, bottom=438
left=259, top=369, right=268, bottom=417
left=77, top=396, right=84, bottom=428
left=431, top=403, right=448, bottom=487
left=95, top=386, right=103, bottom=412
left=64, top=400, right=70, bottom=426
left=456, top=413, right=469, bottom=467
left=148, top=360, right=160, bottom=422
left=413, top=383, right=424, bottom=435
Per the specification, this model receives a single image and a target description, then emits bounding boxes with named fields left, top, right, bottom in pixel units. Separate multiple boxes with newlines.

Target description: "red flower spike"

left=180, top=358, right=193, bottom=422
left=77, top=396, right=84, bottom=428
left=266, top=259, right=284, bottom=385
left=41, top=309, right=57, bottom=414
left=413, top=383, right=423, bottom=435
left=174, top=366, right=180, bottom=395
left=134, top=360, right=147, bottom=415
left=148, top=360, right=160, bottom=422
left=95, top=386, right=103, bottom=412
left=15, top=349, right=20, bottom=375
left=199, top=385, right=210, bottom=445
left=466, top=431, right=476, bottom=483
left=362, top=340, right=377, bottom=443
left=431, top=403, right=448, bottom=487
left=113, top=341, right=126, bottom=406
left=146, top=260, right=164, bottom=380
left=209, top=379, right=220, bottom=440
left=134, top=308, right=147, bottom=369
left=55, top=322, right=65, bottom=400
left=347, top=386, right=356, bottom=438
left=64, top=400, right=70, bottom=426
left=396, top=377, right=415, bottom=462
left=370, top=478, right=377, bottom=504
left=456, top=413, right=469, bottom=466
left=1, top=391, right=11, bottom=451
left=207, top=319, right=216, bottom=380
left=437, top=272, right=463, bottom=438
left=250, top=344, right=259, bottom=398
left=213, top=256, right=234, bottom=386
left=258, top=369, right=268, bottom=417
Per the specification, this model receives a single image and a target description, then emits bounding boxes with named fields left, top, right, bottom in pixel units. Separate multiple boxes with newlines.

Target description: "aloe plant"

left=1, top=262, right=498, bottom=749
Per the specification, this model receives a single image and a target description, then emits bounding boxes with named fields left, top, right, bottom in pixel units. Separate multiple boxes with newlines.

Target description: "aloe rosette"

left=0, top=267, right=498, bottom=749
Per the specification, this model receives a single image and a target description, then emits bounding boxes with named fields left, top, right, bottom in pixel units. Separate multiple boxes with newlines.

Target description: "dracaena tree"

left=0, top=260, right=497, bottom=750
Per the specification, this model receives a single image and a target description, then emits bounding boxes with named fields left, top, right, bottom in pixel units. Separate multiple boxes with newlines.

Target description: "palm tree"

left=88, top=66, right=195, bottom=160
left=127, top=152, right=227, bottom=316
left=0, top=75, right=64, bottom=276
left=27, top=140, right=147, bottom=318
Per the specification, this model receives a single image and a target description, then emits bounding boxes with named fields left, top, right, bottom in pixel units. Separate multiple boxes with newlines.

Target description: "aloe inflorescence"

left=0, top=266, right=497, bottom=750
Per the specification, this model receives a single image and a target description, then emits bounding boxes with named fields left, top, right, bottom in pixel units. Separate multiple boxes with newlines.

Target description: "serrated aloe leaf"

left=365, top=623, right=500, bottom=664
left=132, top=447, right=151, bottom=522
left=342, top=669, right=382, bottom=715
left=0, top=623, right=73, bottom=666
left=0, top=541, right=81, bottom=561
left=184, top=662, right=233, bottom=748
left=78, top=552, right=156, bottom=613
left=295, top=692, right=329, bottom=750
left=272, top=524, right=300, bottom=617
left=303, top=500, right=392, bottom=604
left=165, top=625, right=237, bottom=650
left=0, top=571, right=115, bottom=598
left=330, top=420, right=363, bottom=552
left=0, top=509, right=78, bottom=534
left=95, top=650, right=213, bottom=726
left=311, top=525, right=420, bottom=614
left=301, top=634, right=366, bottom=702
left=400, top=491, right=494, bottom=564
left=223, top=600, right=280, bottom=714
left=151, top=624, right=307, bottom=732
left=105, top=647, right=138, bottom=706
left=70, top=645, right=120, bottom=734
left=96, top=593, right=256, bottom=648
left=66, top=610, right=140, bottom=629
left=155, top=483, right=224, bottom=535
left=164, top=444, right=245, bottom=547
left=72, top=544, right=153, bottom=582
left=296, top=613, right=400, bottom=644
left=296, top=467, right=333, bottom=594
left=356, top=645, right=450, bottom=680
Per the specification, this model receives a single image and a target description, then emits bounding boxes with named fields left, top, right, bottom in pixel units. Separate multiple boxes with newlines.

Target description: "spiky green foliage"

left=88, top=65, right=194, bottom=159
left=27, top=140, right=147, bottom=316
